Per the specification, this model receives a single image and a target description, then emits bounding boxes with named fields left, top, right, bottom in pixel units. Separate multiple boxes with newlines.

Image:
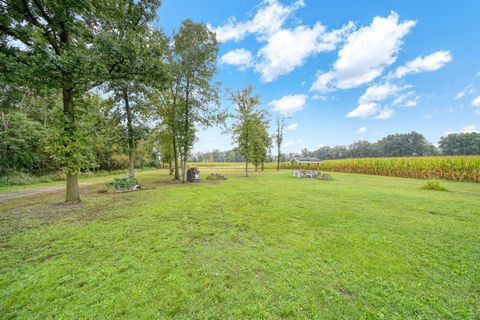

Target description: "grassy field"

left=1, top=168, right=479, bottom=319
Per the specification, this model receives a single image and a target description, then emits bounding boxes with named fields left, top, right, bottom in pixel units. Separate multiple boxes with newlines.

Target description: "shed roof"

left=290, top=157, right=321, bottom=163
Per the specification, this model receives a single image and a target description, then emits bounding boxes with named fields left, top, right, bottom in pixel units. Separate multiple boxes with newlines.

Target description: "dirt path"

left=0, top=182, right=96, bottom=203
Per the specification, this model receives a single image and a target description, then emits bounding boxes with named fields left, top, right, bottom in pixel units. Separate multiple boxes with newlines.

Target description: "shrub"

left=106, top=177, right=139, bottom=190
left=206, top=173, right=227, bottom=181
left=422, top=180, right=447, bottom=191
left=0, top=171, right=39, bottom=185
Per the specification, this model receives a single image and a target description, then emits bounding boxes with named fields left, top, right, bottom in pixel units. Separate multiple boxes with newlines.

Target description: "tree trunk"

left=277, top=146, right=281, bottom=171
left=66, top=173, right=80, bottom=203
left=169, top=160, right=173, bottom=175
left=124, top=89, right=135, bottom=179
left=245, top=158, right=249, bottom=177
left=261, top=162, right=264, bottom=171
left=255, top=163, right=258, bottom=171
left=172, top=135, right=180, bottom=180
left=63, top=86, right=80, bottom=203
left=182, top=156, right=187, bottom=183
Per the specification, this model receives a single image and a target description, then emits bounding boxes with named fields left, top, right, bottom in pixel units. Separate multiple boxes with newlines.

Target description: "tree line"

left=191, top=131, right=480, bottom=162
left=1, top=0, right=270, bottom=202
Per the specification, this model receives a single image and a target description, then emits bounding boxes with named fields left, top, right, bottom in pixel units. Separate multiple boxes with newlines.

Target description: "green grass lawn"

left=1, top=169, right=479, bottom=319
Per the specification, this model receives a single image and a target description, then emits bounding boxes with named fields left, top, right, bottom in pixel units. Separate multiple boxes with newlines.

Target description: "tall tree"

left=1, top=0, right=165, bottom=202
left=230, top=85, right=265, bottom=177
left=439, top=132, right=480, bottom=155
left=252, top=116, right=271, bottom=171
left=98, top=1, right=167, bottom=178
left=274, top=117, right=286, bottom=170
left=171, top=19, right=222, bottom=182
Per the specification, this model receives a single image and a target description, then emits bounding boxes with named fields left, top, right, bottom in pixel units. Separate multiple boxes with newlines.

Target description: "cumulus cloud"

left=256, top=22, right=353, bottom=82
left=346, top=103, right=379, bottom=119
left=211, top=0, right=353, bottom=82
left=209, top=0, right=304, bottom=42
left=286, top=123, right=299, bottom=131
left=220, top=48, right=253, bottom=69
left=357, top=126, right=367, bottom=134
left=390, top=51, right=452, bottom=79
left=311, top=12, right=416, bottom=93
left=392, top=91, right=415, bottom=105
left=359, top=82, right=407, bottom=104
left=471, top=95, right=480, bottom=106
left=375, top=108, right=394, bottom=120
left=284, top=139, right=304, bottom=148
left=268, top=94, right=308, bottom=115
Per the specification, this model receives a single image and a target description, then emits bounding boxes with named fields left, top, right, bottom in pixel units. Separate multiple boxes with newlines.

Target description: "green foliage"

left=439, top=132, right=480, bottom=155
left=422, top=180, right=447, bottom=191
left=0, top=111, right=46, bottom=174
left=106, top=177, right=138, bottom=190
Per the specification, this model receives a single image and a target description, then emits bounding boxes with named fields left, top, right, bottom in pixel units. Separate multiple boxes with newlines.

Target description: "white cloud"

left=357, top=126, right=367, bottom=134
left=375, top=108, right=394, bottom=120
left=220, top=48, right=253, bottom=69
left=390, top=51, right=452, bottom=79
left=471, top=95, right=480, bottom=106
left=311, top=12, right=415, bottom=93
left=392, top=91, right=415, bottom=105
left=284, top=139, right=304, bottom=148
left=268, top=94, right=308, bottom=115
left=422, top=114, right=433, bottom=120
left=359, top=82, right=407, bottom=103
left=256, top=22, right=353, bottom=82
left=286, top=123, right=299, bottom=131
left=460, top=125, right=478, bottom=133
left=209, top=0, right=304, bottom=42
left=405, top=99, right=418, bottom=107
left=455, top=85, right=475, bottom=100
left=311, top=94, right=327, bottom=101
left=346, top=103, right=379, bottom=119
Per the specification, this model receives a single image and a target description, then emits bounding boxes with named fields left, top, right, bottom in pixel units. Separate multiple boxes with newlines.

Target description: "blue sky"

left=157, top=0, right=480, bottom=153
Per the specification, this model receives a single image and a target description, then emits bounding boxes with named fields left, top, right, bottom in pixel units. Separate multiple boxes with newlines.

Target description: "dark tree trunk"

left=172, top=135, right=179, bottom=180
left=245, top=158, right=249, bottom=177
left=261, top=162, right=264, bottom=171
left=123, top=89, right=135, bottom=179
left=63, top=86, right=80, bottom=203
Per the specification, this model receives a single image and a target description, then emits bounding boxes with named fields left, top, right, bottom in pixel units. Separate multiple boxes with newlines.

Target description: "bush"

left=0, top=171, right=39, bottom=185
left=206, top=173, right=227, bottom=181
left=422, top=180, right=447, bottom=191
left=106, top=177, right=140, bottom=190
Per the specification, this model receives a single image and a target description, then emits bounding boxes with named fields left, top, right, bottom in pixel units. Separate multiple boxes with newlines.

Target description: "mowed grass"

left=0, top=168, right=479, bottom=319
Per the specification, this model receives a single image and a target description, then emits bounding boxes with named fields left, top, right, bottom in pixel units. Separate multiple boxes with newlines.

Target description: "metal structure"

left=290, top=157, right=323, bottom=178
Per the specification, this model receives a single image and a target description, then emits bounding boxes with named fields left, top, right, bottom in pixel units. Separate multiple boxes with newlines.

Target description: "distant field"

left=1, top=168, right=479, bottom=318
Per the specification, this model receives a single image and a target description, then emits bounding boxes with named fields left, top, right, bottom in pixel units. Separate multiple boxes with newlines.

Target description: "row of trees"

left=191, top=131, right=480, bottom=163
left=0, top=0, right=235, bottom=202
left=298, top=131, right=480, bottom=160
left=1, top=0, right=273, bottom=201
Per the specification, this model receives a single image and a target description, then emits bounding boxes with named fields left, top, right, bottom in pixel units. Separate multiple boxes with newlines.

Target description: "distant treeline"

left=191, top=131, right=480, bottom=162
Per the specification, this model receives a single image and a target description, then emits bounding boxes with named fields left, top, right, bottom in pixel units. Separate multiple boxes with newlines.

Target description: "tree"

left=251, top=115, right=271, bottom=171
left=230, top=85, right=266, bottom=177
left=171, top=19, right=222, bottom=182
left=274, top=117, right=286, bottom=170
left=377, top=132, right=435, bottom=157
left=439, top=132, right=480, bottom=155
left=98, top=3, right=167, bottom=178
left=0, top=111, right=45, bottom=175
left=0, top=1, right=143, bottom=201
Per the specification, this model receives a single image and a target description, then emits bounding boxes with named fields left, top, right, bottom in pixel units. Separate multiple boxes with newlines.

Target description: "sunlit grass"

left=1, top=169, right=479, bottom=318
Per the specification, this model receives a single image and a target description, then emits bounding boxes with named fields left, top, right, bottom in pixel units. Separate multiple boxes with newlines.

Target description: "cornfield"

left=277, top=156, right=480, bottom=182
